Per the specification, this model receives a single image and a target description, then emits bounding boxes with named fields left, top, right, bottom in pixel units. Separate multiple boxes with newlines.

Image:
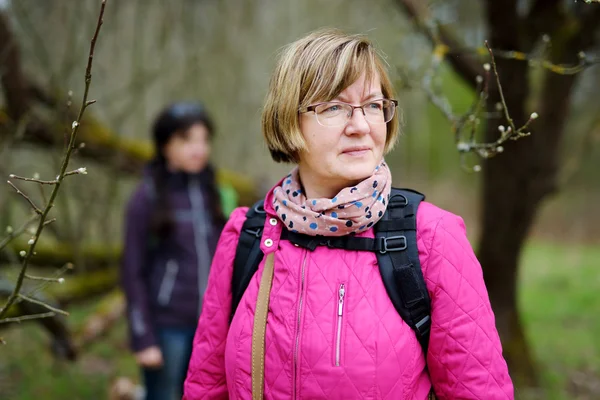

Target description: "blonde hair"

left=262, top=28, right=400, bottom=163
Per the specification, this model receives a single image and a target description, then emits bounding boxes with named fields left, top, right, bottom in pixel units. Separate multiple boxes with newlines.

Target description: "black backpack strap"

left=375, top=188, right=431, bottom=354
left=230, top=199, right=266, bottom=321
left=280, top=230, right=407, bottom=253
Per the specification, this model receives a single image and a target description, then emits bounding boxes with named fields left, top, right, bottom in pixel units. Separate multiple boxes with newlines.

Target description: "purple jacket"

left=121, top=169, right=223, bottom=352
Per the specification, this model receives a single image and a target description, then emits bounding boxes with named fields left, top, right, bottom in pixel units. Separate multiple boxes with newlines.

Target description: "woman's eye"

left=324, top=105, right=341, bottom=112
left=367, top=102, right=383, bottom=110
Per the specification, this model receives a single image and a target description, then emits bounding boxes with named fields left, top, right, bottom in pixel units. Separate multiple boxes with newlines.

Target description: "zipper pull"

left=338, top=284, right=345, bottom=316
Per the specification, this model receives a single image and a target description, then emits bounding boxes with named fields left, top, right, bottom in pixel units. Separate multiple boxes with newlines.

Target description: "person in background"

left=121, top=102, right=235, bottom=400
left=183, top=29, right=513, bottom=399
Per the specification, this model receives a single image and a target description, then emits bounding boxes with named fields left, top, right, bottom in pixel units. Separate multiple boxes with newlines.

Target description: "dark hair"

left=149, top=102, right=225, bottom=236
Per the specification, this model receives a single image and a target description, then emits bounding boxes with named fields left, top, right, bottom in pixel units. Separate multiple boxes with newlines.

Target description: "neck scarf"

left=272, top=161, right=392, bottom=236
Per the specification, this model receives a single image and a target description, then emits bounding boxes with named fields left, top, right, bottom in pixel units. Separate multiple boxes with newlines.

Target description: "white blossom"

left=77, top=167, right=88, bottom=174
left=19, top=250, right=26, bottom=257
left=457, top=142, right=470, bottom=152
left=530, top=112, right=539, bottom=120
left=33, top=173, right=40, bottom=180
left=483, top=63, right=491, bottom=71
left=6, top=226, right=13, bottom=234
left=498, top=125, right=506, bottom=133
left=72, top=121, right=79, bottom=130
left=473, top=165, right=482, bottom=172
left=58, top=278, right=65, bottom=284
left=28, top=239, right=34, bottom=245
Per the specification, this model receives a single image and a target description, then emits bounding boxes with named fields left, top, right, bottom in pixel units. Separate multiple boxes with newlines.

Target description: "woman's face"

left=297, top=73, right=388, bottom=197
left=163, top=123, right=211, bottom=174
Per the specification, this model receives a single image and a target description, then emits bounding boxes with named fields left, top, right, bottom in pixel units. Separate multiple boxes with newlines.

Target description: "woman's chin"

left=340, top=161, right=377, bottom=182
left=337, top=166, right=376, bottom=185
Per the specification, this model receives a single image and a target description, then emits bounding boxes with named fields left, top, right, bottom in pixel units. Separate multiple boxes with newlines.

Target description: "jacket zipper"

left=157, top=259, right=179, bottom=306
left=292, top=250, right=308, bottom=400
left=335, top=283, right=345, bottom=367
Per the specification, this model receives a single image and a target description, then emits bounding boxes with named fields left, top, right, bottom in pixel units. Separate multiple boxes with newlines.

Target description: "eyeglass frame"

left=298, top=98, right=398, bottom=126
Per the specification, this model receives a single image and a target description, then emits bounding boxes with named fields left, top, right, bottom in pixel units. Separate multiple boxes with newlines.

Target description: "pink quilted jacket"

left=184, top=188, right=514, bottom=399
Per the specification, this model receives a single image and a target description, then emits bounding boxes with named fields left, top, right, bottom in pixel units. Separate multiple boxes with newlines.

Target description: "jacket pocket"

left=157, top=259, right=179, bottom=306
left=334, top=283, right=345, bottom=367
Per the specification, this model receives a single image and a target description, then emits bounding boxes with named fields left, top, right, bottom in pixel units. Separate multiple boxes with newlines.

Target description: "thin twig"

left=402, top=39, right=538, bottom=169
left=486, top=41, right=516, bottom=133
left=43, top=218, right=57, bottom=227
left=17, top=294, right=69, bottom=316
left=0, top=0, right=107, bottom=321
left=0, top=312, right=57, bottom=325
left=0, top=214, right=38, bottom=251
left=23, top=262, right=73, bottom=300
left=460, top=47, right=597, bottom=75
left=64, top=168, right=87, bottom=177
left=24, top=274, right=64, bottom=283
left=6, top=181, right=43, bottom=215
left=8, top=174, right=58, bottom=185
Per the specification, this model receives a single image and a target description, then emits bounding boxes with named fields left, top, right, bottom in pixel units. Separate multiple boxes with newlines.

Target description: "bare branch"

left=8, top=174, right=58, bottom=185
left=0, top=0, right=108, bottom=321
left=43, top=218, right=57, bottom=227
left=0, top=311, right=56, bottom=325
left=17, top=294, right=68, bottom=316
left=395, top=0, right=483, bottom=88
left=6, top=180, right=43, bottom=215
left=401, top=39, right=539, bottom=171
left=0, top=214, right=38, bottom=250
left=64, top=168, right=88, bottom=177
left=25, top=274, right=64, bottom=283
left=23, top=263, right=73, bottom=300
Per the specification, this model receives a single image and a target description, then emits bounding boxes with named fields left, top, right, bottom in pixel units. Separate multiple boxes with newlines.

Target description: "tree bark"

left=0, top=12, right=30, bottom=121
left=395, top=0, right=600, bottom=389
left=479, top=0, right=600, bottom=388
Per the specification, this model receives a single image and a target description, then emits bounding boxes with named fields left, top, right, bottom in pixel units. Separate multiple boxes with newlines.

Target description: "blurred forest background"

left=0, top=0, right=599, bottom=399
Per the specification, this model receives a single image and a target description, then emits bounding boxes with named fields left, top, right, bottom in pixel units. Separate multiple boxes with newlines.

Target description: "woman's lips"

left=342, top=148, right=370, bottom=156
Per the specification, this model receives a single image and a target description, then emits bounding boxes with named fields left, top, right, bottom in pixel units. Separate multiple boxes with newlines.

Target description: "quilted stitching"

left=183, top=202, right=514, bottom=400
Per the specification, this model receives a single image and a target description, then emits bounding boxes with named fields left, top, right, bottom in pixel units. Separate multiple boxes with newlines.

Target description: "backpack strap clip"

left=244, top=227, right=263, bottom=238
left=379, top=235, right=407, bottom=253
left=415, top=315, right=431, bottom=337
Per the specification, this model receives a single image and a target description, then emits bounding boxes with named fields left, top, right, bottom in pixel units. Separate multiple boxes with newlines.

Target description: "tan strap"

left=251, top=252, right=275, bottom=399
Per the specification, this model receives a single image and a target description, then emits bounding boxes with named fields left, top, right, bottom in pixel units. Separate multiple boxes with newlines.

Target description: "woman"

left=184, top=29, right=514, bottom=399
left=121, top=102, right=231, bottom=400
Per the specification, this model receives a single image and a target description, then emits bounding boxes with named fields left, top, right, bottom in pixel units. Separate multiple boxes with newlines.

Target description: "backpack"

left=230, top=188, right=432, bottom=354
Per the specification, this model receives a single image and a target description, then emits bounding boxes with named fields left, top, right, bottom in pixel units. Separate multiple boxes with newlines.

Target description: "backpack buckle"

left=388, top=193, right=408, bottom=208
left=245, top=228, right=263, bottom=238
left=415, top=315, right=431, bottom=338
left=379, top=235, right=407, bottom=253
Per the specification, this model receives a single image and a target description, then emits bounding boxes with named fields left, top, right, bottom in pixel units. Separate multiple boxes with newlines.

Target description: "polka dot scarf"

left=272, top=161, right=392, bottom=237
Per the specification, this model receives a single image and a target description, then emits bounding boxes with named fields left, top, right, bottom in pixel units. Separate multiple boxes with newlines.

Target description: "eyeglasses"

left=299, top=99, right=398, bottom=127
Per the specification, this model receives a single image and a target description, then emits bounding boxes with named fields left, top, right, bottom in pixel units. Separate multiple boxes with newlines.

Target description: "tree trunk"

left=479, top=42, right=579, bottom=392
left=396, top=0, right=600, bottom=390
